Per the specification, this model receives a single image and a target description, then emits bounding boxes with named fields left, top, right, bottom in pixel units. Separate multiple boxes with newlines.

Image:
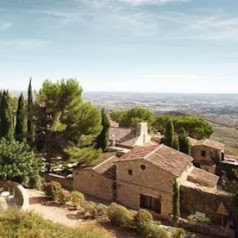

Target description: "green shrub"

left=171, top=228, right=185, bottom=238
left=42, top=181, right=62, bottom=200
left=29, top=175, right=43, bottom=189
left=139, top=222, right=169, bottom=238
left=69, top=191, right=85, bottom=209
left=58, top=189, right=70, bottom=205
left=81, top=202, right=108, bottom=219
left=0, top=208, right=112, bottom=238
left=188, top=214, right=211, bottom=225
left=108, top=203, right=135, bottom=228
left=135, top=209, right=153, bottom=225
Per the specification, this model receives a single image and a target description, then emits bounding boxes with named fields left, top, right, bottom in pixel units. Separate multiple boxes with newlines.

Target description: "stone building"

left=74, top=144, right=220, bottom=219
left=109, top=122, right=151, bottom=148
left=189, top=137, right=225, bottom=173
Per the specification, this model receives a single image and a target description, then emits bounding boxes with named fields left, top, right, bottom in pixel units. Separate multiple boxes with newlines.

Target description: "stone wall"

left=116, top=159, right=176, bottom=218
left=180, top=184, right=232, bottom=223
left=73, top=169, right=114, bottom=201
left=41, top=173, right=74, bottom=190
left=0, top=180, right=29, bottom=209
left=192, top=145, right=223, bottom=166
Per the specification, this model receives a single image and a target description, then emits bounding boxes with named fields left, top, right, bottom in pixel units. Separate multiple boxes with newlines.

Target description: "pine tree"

left=27, top=78, right=34, bottom=145
left=15, top=93, right=27, bottom=142
left=0, top=90, right=14, bottom=141
left=178, top=128, right=191, bottom=155
left=164, top=120, right=175, bottom=147
left=172, top=180, right=180, bottom=225
left=96, top=108, right=110, bottom=152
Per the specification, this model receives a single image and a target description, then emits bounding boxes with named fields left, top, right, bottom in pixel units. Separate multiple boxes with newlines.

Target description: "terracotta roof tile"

left=109, top=127, right=139, bottom=147
left=119, top=144, right=193, bottom=176
left=188, top=167, right=219, bottom=187
left=188, top=137, right=224, bottom=150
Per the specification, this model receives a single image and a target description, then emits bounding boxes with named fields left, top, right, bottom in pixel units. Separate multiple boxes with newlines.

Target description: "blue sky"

left=0, top=0, right=238, bottom=93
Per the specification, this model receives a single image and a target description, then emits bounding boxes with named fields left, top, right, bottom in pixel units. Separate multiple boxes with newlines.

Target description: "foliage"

left=155, top=115, right=213, bottom=139
left=164, top=120, right=175, bottom=148
left=0, top=90, right=14, bottom=141
left=172, top=180, right=180, bottom=224
left=134, top=209, right=153, bottom=226
left=0, top=208, right=112, bottom=238
left=27, top=78, right=35, bottom=146
left=15, top=93, right=27, bottom=142
left=34, top=79, right=102, bottom=168
left=110, top=107, right=155, bottom=129
left=81, top=201, right=108, bottom=219
left=65, top=146, right=102, bottom=166
left=178, top=128, right=191, bottom=155
left=42, top=181, right=62, bottom=200
left=58, top=189, right=70, bottom=205
left=108, top=203, right=135, bottom=228
left=171, top=228, right=185, bottom=238
left=138, top=222, right=169, bottom=238
left=188, top=214, right=211, bottom=225
left=69, top=191, right=85, bottom=209
left=96, top=108, right=110, bottom=152
left=0, top=138, right=42, bottom=185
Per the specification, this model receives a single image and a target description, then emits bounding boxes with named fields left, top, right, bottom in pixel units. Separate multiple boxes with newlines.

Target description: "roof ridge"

left=144, top=144, right=163, bottom=160
left=203, top=139, right=208, bottom=145
left=93, top=155, right=116, bottom=170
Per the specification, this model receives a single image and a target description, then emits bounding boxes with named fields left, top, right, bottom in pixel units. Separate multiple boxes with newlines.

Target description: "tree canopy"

left=110, top=107, right=155, bottom=129
left=34, top=79, right=102, bottom=166
left=154, top=115, right=213, bottom=139
left=0, top=138, right=42, bottom=185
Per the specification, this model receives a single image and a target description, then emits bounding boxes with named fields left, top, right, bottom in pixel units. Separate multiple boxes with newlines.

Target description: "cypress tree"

left=0, top=90, right=14, bottom=141
left=96, top=108, right=110, bottom=152
left=15, top=93, right=27, bottom=142
left=164, top=120, right=175, bottom=147
left=0, top=91, right=3, bottom=137
left=172, top=180, right=180, bottom=225
left=178, top=128, right=191, bottom=155
left=27, top=78, right=34, bottom=145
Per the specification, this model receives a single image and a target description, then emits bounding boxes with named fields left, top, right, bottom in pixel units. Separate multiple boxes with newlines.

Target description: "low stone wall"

left=0, top=180, right=29, bottom=209
left=180, top=185, right=232, bottom=224
left=178, top=218, right=234, bottom=238
left=41, top=173, right=74, bottom=190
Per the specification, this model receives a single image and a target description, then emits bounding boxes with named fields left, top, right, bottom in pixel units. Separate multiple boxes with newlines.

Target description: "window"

left=140, top=194, right=161, bottom=214
left=201, top=150, right=206, bottom=157
left=128, top=169, right=133, bottom=175
left=140, top=164, right=146, bottom=170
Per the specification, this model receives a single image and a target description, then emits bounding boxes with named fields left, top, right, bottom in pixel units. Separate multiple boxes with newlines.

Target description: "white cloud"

left=0, top=39, right=50, bottom=49
left=119, top=0, right=189, bottom=6
left=0, top=21, right=11, bottom=30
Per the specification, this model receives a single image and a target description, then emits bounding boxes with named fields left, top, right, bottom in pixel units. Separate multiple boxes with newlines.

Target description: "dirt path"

left=27, top=189, right=80, bottom=227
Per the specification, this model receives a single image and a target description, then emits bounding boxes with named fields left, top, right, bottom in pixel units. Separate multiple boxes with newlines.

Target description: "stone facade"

left=189, top=138, right=225, bottom=174
left=73, top=169, right=114, bottom=201
left=116, top=159, right=177, bottom=218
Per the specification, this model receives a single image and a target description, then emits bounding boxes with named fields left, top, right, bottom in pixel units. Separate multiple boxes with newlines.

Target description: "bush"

left=81, top=202, right=108, bottom=219
left=0, top=208, right=112, bottom=238
left=28, top=175, right=43, bottom=190
left=139, top=222, right=169, bottom=238
left=135, top=209, right=153, bottom=225
left=171, top=228, right=185, bottom=238
left=69, top=191, right=85, bottom=209
left=188, top=214, right=211, bottom=225
left=42, top=181, right=62, bottom=200
left=58, top=189, right=70, bottom=205
left=108, top=203, right=135, bottom=228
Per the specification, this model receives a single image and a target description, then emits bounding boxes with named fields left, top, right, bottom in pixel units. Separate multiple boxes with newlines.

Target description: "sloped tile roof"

left=109, top=127, right=139, bottom=147
left=119, top=144, right=193, bottom=176
left=188, top=167, right=219, bottom=187
left=93, top=155, right=118, bottom=180
left=188, top=137, right=224, bottom=150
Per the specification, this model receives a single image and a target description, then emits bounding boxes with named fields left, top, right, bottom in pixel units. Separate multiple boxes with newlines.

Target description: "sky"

left=0, top=0, right=238, bottom=93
